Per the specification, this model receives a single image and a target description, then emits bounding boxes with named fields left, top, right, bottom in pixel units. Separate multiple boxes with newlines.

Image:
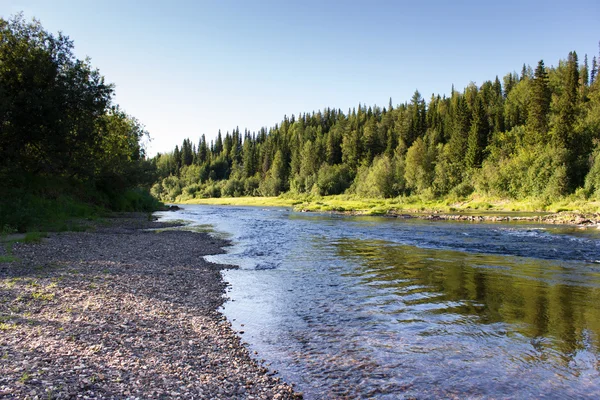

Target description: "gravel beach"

left=0, top=214, right=300, bottom=399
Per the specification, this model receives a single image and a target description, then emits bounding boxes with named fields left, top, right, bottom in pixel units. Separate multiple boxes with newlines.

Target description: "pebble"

left=0, top=213, right=302, bottom=399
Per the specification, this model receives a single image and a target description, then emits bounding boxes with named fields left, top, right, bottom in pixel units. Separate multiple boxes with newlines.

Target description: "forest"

left=151, top=46, right=600, bottom=208
left=0, top=15, right=159, bottom=231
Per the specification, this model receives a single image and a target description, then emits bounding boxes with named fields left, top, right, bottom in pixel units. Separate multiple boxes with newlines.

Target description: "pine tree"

left=465, top=95, right=489, bottom=169
left=242, top=136, right=255, bottom=178
left=181, top=139, right=193, bottom=166
left=198, top=134, right=208, bottom=164
left=503, top=72, right=516, bottom=97
left=447, top=95, right=471, bottom=166
left=214, top=130, right=223, bottom=154
left=527, top=60, right=551, bottom=144
left=408, top=90, right=426, bottom=146
left=553, top=51, right=579, bottom=149
left=520, top=64, right=528, bottom=81
left=173, top=145, right=182, bottom=174
left=581, top=54, right=589, bottom=87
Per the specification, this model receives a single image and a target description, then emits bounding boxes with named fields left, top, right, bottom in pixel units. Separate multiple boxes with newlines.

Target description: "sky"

left=2, top=0, right=599, bottom=156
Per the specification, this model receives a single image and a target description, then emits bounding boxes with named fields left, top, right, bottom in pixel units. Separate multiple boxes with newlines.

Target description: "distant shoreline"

left=178, top=197, right=600, bottom=226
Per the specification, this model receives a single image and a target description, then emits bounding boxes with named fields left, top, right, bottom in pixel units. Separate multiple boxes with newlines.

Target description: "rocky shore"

left=0, top=214, right=300, bottom=399
left=301, top=209, right=600, bottom=226
left=409, top=211, right=600, bottom=225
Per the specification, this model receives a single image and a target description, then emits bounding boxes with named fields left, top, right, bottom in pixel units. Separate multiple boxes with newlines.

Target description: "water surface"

left=157, top=205, right=600, bottom=399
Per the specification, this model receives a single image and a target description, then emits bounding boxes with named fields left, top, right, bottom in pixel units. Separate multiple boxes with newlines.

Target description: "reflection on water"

left=335, top=239, right=600, bottom=365
left=157, top=206, right=600, bottom=399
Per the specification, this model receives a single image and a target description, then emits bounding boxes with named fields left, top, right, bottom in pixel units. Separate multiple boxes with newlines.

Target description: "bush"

left=202, top=183, right=221, bottom=198
left=244, top=176, right=261, bottom=196
left=352, top=156, right=397, bottom=198
left=222, top=179, right=245, bottom=197
left=475, top=144, right=569, bottom=199
left=316, top=164, right=352, bottom=195
left=110, top=188, right=163, bottom=212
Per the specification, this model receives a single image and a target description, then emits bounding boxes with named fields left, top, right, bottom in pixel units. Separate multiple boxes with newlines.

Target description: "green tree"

left=261, top=150, right=286, bottom=196
left=552, top=51, right=580, bottom=149
left=526, top=60, right=551, bottom=144
left=181, top=138, right=193, bottom=166
left=466, top=95, right=489, bottom=169
left=404, top=137, right=434, bottom=193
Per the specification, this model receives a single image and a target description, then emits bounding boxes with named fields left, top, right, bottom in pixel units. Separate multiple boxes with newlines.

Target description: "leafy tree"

left=316, top=164, right=352, bottom=195
left=261, top=150, right=286, bottom=196
left=404, top=137, right=434, bottom=193
left=0, top=15, right=112, bottom=178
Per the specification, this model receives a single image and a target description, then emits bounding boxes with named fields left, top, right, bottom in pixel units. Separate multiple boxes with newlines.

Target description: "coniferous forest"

left=151, top=46, right=600, bottom=208
left=0, top=16, right=159, bottom=231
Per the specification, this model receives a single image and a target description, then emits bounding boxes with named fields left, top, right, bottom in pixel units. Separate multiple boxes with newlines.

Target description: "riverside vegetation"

left=151, top=44, right=600, bottom=215
left=0, top=15, right=161, bottom=233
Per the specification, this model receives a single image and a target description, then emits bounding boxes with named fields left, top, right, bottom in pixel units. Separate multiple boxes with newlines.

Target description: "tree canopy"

left=152, top=44, right=600, bottom=204
left=0, top=15, right=158, bottom=230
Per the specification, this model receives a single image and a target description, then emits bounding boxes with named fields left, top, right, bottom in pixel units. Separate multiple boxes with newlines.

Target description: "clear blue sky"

left=3, top=0, right=599, bottom=155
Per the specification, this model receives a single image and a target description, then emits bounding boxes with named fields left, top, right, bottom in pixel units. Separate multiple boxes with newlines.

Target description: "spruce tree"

left=242, top=136, right=255, bottom=178
left=527, top=60, right=551, bottom=144
left=173, top=145, right=182, bottom=174
left=198, top=134, right=208, bottom=164
left=214, top=130, right=223, bottom=154
left=181, top=139, right=193, bottom=166
left=465, top=95, right=489, bottom=169
left=447, top=95, right=471, bottom=166
left=553, top=52, right=579, bottom=149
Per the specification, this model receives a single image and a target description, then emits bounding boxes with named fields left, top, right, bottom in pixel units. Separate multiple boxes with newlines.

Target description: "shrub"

left=316, top=164, right=352, bottom=195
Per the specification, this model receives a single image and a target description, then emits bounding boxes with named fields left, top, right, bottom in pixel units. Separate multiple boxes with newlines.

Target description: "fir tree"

left=466, top=95, right=489, bottom=168
left=527, top=60, right=551, bottom=144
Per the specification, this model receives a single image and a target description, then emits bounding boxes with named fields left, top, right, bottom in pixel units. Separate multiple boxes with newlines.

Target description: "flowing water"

left=157, top=205, right=600, bottom=399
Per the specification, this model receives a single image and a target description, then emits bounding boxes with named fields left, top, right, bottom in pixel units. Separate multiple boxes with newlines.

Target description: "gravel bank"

left=300, top=209, right=600, bottom=226
left=0, top=214, right=300, bottom=399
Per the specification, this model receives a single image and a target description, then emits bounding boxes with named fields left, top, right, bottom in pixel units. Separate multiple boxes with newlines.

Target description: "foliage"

left=0, top=15, right=161, bottom=231
left=149, top=43, right=600, bottom=208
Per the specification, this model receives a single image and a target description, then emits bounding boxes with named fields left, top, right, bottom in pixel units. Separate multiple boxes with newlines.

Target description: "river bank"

left=305, top=209, right=600, bottom=225
left=182, top=196, right=600, bottom=226
left=0, top=213, right=300, bottom=399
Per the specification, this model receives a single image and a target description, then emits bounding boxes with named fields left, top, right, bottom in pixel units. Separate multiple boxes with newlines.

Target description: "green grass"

left=1, top=173, right=163, bottom=234
left=0, top=322, right=17, bottom=331
left=181, top=196, right=298, bottom=207
left=31, top=291, right=55, bottom=301
left=18, top=372, right=31, bottom=383
left=0, top=255, right=18, bottom=263
left=177, top=193, right=600, bottom=216
left=22, top=232, right=48, bottom=243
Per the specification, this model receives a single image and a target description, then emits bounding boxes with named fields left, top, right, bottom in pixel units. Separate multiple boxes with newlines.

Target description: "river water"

left=157, top=205, right=600, bottom=399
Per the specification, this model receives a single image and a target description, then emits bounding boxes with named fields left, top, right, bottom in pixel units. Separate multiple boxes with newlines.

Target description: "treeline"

left=152, top=45, right=600, bottom=204
left=0, top=15, right=159, bottom=231
left=154, top=48, right=600, bottom=204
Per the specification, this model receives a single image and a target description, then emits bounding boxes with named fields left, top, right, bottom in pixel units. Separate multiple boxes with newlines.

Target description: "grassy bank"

left=181, top=193, right=600, bottom=216
left=0, top=175, right=163, bottom=233
left=180, top=196, right=299, bottom=208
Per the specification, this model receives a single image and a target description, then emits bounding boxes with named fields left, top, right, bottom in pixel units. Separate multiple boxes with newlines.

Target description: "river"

left=156, top=204, right=600, bottom=399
